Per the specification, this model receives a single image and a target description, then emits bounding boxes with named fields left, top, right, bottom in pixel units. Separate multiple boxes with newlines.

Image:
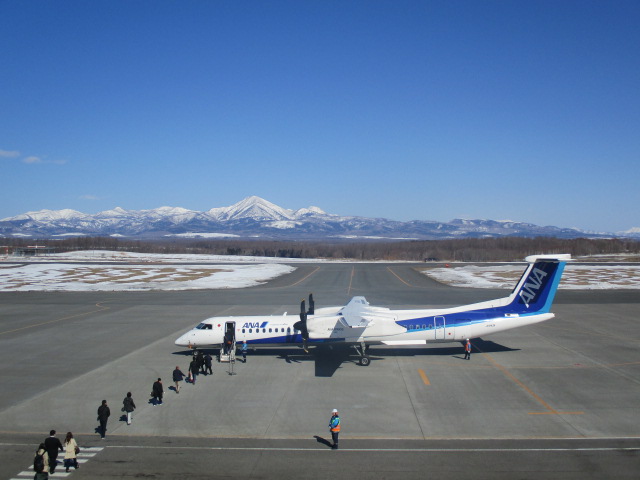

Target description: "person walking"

left=196, top=351, right=205, bottom=374
left=97, top=400, right=110, bottom=439
left=328, top=408, right=341, bottom=450
left=122, top=392, right=136, bottom=425
left=63, top=432, right=79, bottom=472
left=34, top=443, right=49, bottom=479
left=464, top=339, right=472, bottom=360
left=204, top=353, right=213, bottom=375
left=173, top=366, right=186, bottom=393
left=241, top=341, right=248, bottom=363
left=189, top=358, right=199, bottom=385
left=152, top=378, right=164, bottom=405
left=44, top=430, right=63, bottom=474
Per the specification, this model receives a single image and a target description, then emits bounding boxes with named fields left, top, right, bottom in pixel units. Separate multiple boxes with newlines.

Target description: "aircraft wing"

left=338, top=296, right=371, bottom=327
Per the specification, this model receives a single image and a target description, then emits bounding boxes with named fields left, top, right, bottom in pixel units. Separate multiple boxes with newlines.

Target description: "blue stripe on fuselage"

left=396, top=260, right=566, bottom=332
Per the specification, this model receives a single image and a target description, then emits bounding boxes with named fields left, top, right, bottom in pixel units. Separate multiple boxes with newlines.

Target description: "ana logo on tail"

left=519, top=267, right=548, bottom=308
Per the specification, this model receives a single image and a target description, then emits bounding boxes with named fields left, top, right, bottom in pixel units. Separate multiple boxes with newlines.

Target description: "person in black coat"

left=97, top=400, right=110, bottom=439
left=204, top=353, right=213, bottom=375
left=173, top=366, right=186, bottom=393
left=44, top=429, right=63, bottom=473
left=152, top=378, right=164, bottom=405
left=189, top=358, right=199, bottom=384
left=196, top=351, right=205, bottom=374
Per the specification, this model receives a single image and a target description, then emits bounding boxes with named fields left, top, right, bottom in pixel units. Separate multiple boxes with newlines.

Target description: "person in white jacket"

left=63, top=432, right=79, bottom=472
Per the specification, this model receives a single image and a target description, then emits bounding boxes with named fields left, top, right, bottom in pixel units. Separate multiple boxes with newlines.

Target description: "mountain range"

left=1, top=196, right=637, bottom=240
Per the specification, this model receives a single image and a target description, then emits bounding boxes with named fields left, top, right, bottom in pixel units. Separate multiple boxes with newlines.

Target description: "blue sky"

left=1, top=0, right=639, bottom=233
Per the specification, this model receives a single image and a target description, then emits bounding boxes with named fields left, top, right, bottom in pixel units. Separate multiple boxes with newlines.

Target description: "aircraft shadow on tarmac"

left=173, top=339, right=517, bottom=378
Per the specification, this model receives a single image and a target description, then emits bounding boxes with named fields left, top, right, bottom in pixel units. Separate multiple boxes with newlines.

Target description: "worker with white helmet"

left=328, top=408, right=341, bottom=450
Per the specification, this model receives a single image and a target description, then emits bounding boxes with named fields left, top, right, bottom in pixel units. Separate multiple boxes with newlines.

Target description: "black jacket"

left=97, top=404, right=110, bottom=421
left=152, top=381, right=163, bottom=396
left=44, top=436, right=63, bottom=455
left=173, top=368, right=185, bottom=382
left=123, top=396, right=136, bottom=412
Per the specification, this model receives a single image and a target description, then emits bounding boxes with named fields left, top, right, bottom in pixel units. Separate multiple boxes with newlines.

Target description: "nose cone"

left=175, top=333, right=191, bottom=347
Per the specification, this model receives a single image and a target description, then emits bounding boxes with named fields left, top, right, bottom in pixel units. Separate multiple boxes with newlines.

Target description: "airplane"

left=174, top=254, right=570, bottom=365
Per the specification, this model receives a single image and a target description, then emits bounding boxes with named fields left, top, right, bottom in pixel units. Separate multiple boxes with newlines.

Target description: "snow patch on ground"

left=422, top=264, right=640, bottom=289
left=0, top=261, right=295, bottom=292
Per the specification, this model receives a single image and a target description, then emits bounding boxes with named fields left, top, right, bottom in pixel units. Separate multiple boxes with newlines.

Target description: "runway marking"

left=288, top=266, right=320, bottom=287
left=347, top=266, right=355, bottom=295
left=10, top=447, right=103, bottom=479
left=481, top=352, right=584, bottom=415
left=418, top=369, right=430, bottom=385
left=387, top=267, right=414, bottom=287
left=0, top=303, right=111, bottom=336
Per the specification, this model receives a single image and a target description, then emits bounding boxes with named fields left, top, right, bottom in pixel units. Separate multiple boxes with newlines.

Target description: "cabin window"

left=269, top=328, right=272, bottom=333
left=242, top=329, right=245, bottom=333
left=263, top=328, right=266, bottom=333
left=287, top=327, right=291, bottom=333
left=249, top=329, right=252, bottom=334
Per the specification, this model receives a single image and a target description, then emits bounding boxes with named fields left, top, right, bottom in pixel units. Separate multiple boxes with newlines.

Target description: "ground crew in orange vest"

left=328, top=408, right=340, bottom=449
left=464, top=339, right=472, bottom=360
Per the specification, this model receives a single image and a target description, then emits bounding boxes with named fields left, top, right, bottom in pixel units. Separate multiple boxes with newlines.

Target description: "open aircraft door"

left=220, top=321, right=237, bottom=363
left=224, top=321, right=236, bottom=344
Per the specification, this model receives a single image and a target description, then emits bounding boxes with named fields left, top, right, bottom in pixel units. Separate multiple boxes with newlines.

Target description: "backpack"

left=33, top=449, right=45, bottom=472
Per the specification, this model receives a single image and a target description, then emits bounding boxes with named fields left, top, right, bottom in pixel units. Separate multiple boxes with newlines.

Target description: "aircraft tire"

left=360, top=356, right=370, bottom=366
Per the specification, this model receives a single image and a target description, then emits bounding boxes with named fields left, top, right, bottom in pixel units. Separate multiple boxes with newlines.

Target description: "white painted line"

left=106, top=445, right=640, bottom=453
left=12, top=446, right=103, bottom=479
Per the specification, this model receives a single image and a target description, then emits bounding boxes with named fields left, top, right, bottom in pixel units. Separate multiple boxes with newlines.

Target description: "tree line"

left=2, top=236, right=639, bottom=262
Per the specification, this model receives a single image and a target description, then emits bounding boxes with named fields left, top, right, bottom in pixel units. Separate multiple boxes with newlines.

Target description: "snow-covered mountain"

left=0, top=196, right=632, bottom=240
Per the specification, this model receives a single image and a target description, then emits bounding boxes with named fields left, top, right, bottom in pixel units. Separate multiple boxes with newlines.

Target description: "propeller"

left=308, top=293, right=315, bottom=315
left=293, top=294, right=314, bottom=352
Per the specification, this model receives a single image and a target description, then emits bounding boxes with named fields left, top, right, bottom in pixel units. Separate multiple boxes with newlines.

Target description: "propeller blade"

left=294, top=298, right=309, bottom=341
left=308, top=294, right=314, bottom=315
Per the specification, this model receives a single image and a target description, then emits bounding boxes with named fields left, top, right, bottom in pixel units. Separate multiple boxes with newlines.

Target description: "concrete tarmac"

left=0, top=262, right=639, bottom=479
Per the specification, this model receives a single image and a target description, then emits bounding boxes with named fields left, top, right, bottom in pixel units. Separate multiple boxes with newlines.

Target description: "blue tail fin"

left=508, top=254, right=570, bottom=314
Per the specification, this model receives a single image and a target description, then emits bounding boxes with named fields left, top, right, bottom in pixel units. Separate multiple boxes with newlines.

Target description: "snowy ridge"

left=1, top=196, right=637, bottom=240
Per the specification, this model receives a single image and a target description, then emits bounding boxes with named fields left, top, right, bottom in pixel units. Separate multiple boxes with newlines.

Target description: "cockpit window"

left=196, top=323, right=212, bottom=330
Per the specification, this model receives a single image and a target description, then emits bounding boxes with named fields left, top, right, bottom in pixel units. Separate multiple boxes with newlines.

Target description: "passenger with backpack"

left=33, top=443, right=49, bottom=479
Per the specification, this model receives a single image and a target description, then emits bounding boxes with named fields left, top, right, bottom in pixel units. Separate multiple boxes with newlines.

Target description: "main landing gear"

left=353, top=341, right=370, bottom=366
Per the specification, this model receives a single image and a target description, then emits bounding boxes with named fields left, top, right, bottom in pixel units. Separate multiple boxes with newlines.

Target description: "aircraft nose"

left=175, top=333, right=190, bottom=347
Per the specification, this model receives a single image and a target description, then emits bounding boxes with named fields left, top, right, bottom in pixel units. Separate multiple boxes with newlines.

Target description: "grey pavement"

left=0, top=262, right=639, bottom=479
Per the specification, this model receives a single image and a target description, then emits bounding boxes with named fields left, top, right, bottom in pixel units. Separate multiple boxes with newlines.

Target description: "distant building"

left=12, top=245, right=56, bottom=256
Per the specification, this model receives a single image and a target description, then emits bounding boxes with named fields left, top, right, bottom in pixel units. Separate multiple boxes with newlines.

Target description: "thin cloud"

left=22, top=156, right=43, bottom=164
left=21, top=156, right=68, bottom=165
left=0, top=149, right=20, bottom=158
left=80, top=194, right=100, bottom=200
